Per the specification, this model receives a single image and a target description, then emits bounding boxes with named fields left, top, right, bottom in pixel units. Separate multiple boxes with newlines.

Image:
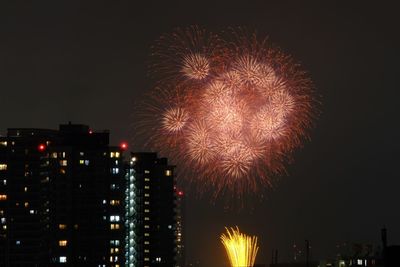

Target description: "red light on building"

left=120, top=142, right=128, bottom=150
left=89, top=129, right=93, bottom=134
left=38, top=144, right=46, bottom=152
left=178, top=191, right=184, bottom=196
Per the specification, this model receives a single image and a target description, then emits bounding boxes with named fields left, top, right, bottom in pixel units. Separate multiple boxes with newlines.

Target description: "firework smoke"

left=136, top=26, right=316, bottom=198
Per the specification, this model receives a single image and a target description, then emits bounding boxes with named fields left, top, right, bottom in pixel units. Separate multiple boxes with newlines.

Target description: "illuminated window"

left=144, top=225, right=149, bottom=229
left=0, top=195, right=7, bottom=201
left=60, top=169, right=66, bottom=174
left=144, top=178, right=150, bottom=182
left=60, top=160, right=68, bottom=166
left=144, top=170, right=150, bottom=174
left=144, top=201, right=149, bottom=205
left=165, top=170, right=172, bottom=176
left=0, top=164, right=7, bottom=171
left=2, top=180, right=6, bottom=185
left=51, top=152, right=58, bottom=158
left=0, top=141, right=7, bottom=146
left=144, top=186, right=150, bottom=189
left=112, top=168, right=119, bottom=174
left=144, top=241, right=149, bottom=245
left=79, top=159, right=84, bottom=165
left=144, top=209, right=149, bottom=213
left=24, top=187, right=28, bottom=192
left=110, top=224, right=120, bottom=230
left=59, top=256, right=67, bottom=263
left=110, top=200, right=120, bottom=206
left=61, top=152, right=66, bottom=158
left=110, top=215, right=120, bottom=222
left=29, top=209, right=35, bottom=214
left=144, top=258, right=149, bottom=261
left=24, top=202, right=29, bottom=207
left=59, top=240, right=67, bottom=246
left=115, top=152, right=120, bottom=158
left=144, top=217, right=149, bottom=221
left=144, top=249, right=150, bottom=253
left=144, top=233, right=149, bottom=237
left=59, top=224, right=67, bottom=229
left=144, top=194, right=150, bottom=197
left=110, top=152, right=115, bottom=158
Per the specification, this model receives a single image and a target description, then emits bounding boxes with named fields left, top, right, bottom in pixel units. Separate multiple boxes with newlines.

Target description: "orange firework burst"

left=136, top=26, right=317, bottom=198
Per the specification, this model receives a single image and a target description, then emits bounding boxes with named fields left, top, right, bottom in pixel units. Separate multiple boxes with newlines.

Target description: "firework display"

left=138, top=27, right=315, bottom=197
left=221, top=227, right=259, bottom=267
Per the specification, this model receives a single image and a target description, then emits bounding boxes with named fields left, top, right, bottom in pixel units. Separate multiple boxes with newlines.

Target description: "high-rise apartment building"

left=0, top=123, right=126, bottom=267
left=125, top=152, right=177, bottom=267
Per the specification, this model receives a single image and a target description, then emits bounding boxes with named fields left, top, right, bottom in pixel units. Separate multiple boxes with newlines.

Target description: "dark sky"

left=1, top=1, right=399, bottom=266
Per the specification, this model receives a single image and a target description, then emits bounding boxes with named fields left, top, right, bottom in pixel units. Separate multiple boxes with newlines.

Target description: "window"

left=24, top=202, right=29, bottom=208
left=144, top=170, right=150, bottom=174
left=84, top=160, right=89, bottom=166
left=110, top=152, right=115, bottom=158
left=24, top=187, right=28, bottom=192
left=144, top=201, right=149, bottom=205
left=59, top=240, right=67, bottom=246
left=59, top=224, right=67, bottom=230
left=144, top=232, right=149, bottom=236
left=112, top=168, right=119, bottom=174
left=0, top=141, right=7, bottom=146
left=51, top=152, right=58, bottom=158
left=144, top=193, right=150, bottom=197
left=110, top=200, right=120, bottom=206
left=110, top=224, right=120, bottom=230
left=165, top=170, right=172, bottom=176
left=144, top=225, right=150, bottom=229
left=110, top=215, right=120, bottom=222
left=115, top=152, right=120, bottom=158
left=60, top=160, right=68, bottom=166
left=144, top=186, right=150, bottom=190
left=0, top=164, right=7, bottom=171
left=144, top=178, right=150, bottom=182
left=144, top=209, right=149, bottom=213
left=144, top=217, right=149, bottom=221
left=0, top=195, right=7, bottom=201
left=79, top=159, right=84, bottom=165
left=29, top=209, right=35, bottom=214
left=59, top=256, right=67, bottom=263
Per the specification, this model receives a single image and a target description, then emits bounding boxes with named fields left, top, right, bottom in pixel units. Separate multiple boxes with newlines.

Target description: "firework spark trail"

left=137, top=26, right=317, bottom=198
left=221, top=227, right=259, bottom=267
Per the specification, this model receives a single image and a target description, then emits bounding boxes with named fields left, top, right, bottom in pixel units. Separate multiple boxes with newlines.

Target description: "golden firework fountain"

left=221, top=227, right=259, bottom=267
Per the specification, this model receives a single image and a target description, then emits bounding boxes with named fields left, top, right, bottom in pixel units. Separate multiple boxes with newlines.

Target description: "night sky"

left=1, top=1, right=399, bottom=266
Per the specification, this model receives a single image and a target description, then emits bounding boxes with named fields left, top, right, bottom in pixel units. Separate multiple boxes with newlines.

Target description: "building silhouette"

left=125, top=152, right=177, bottom=267
left=0, top=123, right=126, bottom=266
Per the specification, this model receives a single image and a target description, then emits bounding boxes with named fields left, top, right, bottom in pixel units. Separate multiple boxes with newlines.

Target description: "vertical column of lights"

left=0, top=140, right=7, bottom=249
left=143, top=170, right=150, bottom=266
left=125, top=157, right=137, bottom=267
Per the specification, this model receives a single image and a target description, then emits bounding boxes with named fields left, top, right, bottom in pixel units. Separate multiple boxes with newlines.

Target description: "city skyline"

left=1, top=1, right=399, bottom=266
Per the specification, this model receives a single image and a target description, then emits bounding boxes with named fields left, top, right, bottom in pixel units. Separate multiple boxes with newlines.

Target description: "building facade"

left=125, top=152, right=177, bottom=267
left=0, top=123, right=126, bottom=266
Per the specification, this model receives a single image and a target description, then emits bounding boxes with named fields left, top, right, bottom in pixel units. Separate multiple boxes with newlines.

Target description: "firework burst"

left=221, top=227, right=259, bottom=267
left=136, top=26, right=317, bottom=198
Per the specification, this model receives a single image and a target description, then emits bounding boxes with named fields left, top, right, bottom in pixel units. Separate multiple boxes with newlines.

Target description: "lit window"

left=144, top=201, right=149, bottom=205
left=357, top=260, right=362, bottom=265
left=2, top=180, right=6, bottom=185
left=144, top=217, right=149, bottom=221
left=110, top=215, right=120, bottom=222
left=110, top=224, right=120, bottom=230
left=29, top=209, right=35, bottom=214
left=144, top=233, right=149, bottom=236
left=24, top=187, right=28, bottom=192
left=60, top=169, right=66, bottom=174
left=51, top=152, right=58, bottom=158
left=60, top=160, right=68, bottom=166
left=0, top=164, right=7, bottom=171
left=24, top=202, right=29, bottom=207
left=144, top=178, right=150, bottom=182
left=165, top=170, right=172, bottom=176
left=144, top=209, right=149, bottom=213
left=110, top=200, right=120, bottom=206
left=0, top=195, right=7, bottom=201
left=0, top=141, right=7, bottom=146
left=16, top=240, right=21, bottom=245
left=59, top=224, right=67, bottom=230
left=144, top=194, right=150, bottom=197
left=144, top=186, right=150, bottom=189
left=59, top=256, right=67, bottom=263
left=79, top=160, right=84, bottom=165
left=144, top=258, right=149, bottom=261
left=115, top=152, right=120, bottom=158
left=144, top=249, right=149, bottom=253
left=112, top=168, right=119, bottom=174
left=110, top=152, right=115, bottom=158
left=144, top=241, right=149, bottom=245
left=144, top=170, right=150, bottom=174
left=0, top=217, right=5, bottom=224
left=59, top=240, right=68, bottom=246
